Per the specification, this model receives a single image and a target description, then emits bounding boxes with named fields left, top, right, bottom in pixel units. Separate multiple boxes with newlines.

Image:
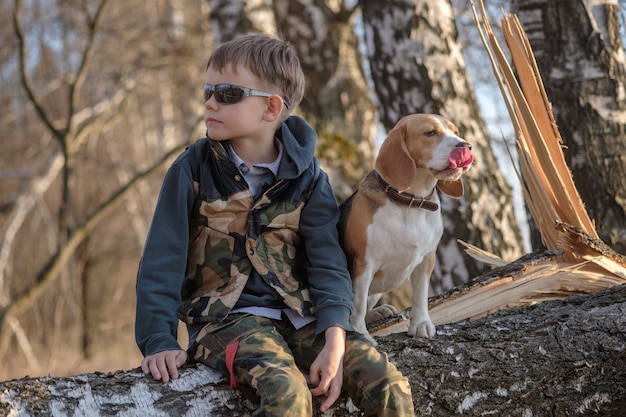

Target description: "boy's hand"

left=309, top=326, right=346, bottom=412
left=141, top=349, right=188, bottom=382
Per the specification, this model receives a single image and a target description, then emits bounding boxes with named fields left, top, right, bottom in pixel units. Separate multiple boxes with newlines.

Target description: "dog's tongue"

left=448, top=147, right=473, bottom=169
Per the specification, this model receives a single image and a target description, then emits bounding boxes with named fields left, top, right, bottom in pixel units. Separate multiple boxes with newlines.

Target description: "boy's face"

left=204, top=64, right=282, bottom=142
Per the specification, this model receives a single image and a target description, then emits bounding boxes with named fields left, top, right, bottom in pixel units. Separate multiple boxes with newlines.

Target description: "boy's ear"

left=263, top=95, right=286, bottom=122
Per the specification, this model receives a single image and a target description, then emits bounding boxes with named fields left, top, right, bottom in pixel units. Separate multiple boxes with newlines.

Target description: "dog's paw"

left=408, top=318, right=436, bottom=339
left=365, top=304, right=398, bottom=324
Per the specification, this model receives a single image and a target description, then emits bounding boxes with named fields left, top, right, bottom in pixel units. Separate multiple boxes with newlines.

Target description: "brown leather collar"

left=375, top=171, right=439, bottom=211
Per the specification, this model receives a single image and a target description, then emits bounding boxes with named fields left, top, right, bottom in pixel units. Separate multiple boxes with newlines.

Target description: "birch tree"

left=512, top=0, right=626, bottom=254
left=2, top=282, right=625, bottom=416
left=273, top=0, right=378, bottom=199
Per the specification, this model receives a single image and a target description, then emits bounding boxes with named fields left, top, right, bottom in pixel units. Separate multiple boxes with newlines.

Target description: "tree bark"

left=512, top=0, right=626, bottom=254
left=273, top=0, right=378, bottom=201
left=3, top=283, right=624, bottom=416
left=360, top=0, right=524, bottom=294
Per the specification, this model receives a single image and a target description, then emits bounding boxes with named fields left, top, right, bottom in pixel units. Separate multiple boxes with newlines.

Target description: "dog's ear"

left=437, top=179, right=464, bottom=198
left=375, top=120, right=416, bottom=192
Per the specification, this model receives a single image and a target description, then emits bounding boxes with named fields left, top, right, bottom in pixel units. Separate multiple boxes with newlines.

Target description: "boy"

left=135, top=33, right=415, bottom=416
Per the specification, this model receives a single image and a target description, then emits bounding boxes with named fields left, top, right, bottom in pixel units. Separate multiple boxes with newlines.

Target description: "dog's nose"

left=456, top=142, right=472, bottom=150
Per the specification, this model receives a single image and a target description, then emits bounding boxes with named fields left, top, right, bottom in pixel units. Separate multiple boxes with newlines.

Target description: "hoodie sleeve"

left=135, top=151, right=196, bottom=356
left=298, top=167, right=355, bottom=335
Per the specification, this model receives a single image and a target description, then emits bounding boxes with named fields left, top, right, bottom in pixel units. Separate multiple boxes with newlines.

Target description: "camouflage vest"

left=178, top=138, right=320, bottom=324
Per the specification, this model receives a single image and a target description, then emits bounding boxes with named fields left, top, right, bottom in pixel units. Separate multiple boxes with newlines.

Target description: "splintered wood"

left=371, top=0, right=626, bottom=336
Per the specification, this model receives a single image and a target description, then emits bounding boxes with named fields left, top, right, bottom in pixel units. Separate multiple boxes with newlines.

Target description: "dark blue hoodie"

left=135, top=116, right=355, bottom=356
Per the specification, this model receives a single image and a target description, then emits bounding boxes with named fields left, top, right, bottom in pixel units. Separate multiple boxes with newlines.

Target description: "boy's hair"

left=207, top=34, right=306, bottom=112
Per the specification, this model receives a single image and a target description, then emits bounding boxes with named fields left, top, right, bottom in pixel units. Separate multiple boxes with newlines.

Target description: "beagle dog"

left=339, top=113, right=473, bottom=344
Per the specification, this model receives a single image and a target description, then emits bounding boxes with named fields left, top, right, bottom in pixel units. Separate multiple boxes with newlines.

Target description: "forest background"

left=1, top=0, right=625, bottom=381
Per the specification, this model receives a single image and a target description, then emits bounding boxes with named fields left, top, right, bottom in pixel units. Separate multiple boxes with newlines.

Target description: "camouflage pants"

left=188, top=313, right=415, bottom=417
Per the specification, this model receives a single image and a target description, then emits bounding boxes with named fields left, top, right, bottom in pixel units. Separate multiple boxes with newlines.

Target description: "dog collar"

left=375, top=171, right=439, bottom=211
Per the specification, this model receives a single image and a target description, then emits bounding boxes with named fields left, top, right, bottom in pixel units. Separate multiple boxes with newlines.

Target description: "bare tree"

left=2, top=0, right=122, bottom=366
left=0, top=0, right=208, bottom=378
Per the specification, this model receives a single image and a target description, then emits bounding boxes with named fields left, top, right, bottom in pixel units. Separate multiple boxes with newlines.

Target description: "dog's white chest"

left=365, top=201, right=442, bottom=290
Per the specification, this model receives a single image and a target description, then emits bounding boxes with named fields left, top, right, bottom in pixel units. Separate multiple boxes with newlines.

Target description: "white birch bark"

left=2, top=283, right=625, bottom=416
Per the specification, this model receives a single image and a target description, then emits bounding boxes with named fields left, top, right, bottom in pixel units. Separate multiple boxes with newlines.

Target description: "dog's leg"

left=365, top=294, right=398, bottom=323
left=408, top=252, right=436, bottom=338
left=350, top=267, right=378, bottom=345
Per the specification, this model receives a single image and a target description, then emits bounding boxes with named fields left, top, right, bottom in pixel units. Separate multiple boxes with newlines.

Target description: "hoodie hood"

left=277, top=116, right=318, bottom=179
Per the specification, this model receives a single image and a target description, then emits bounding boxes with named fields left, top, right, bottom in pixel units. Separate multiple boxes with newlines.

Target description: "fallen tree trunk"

left=2, top=282, right=625, bottom=416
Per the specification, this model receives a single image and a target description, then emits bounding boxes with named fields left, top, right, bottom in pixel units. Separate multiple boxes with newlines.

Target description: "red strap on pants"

left=225, top=341, right=239, bottom=388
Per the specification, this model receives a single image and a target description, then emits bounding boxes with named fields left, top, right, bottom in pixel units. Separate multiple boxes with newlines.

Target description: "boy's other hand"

left=141, top=349, right=188, bottom=382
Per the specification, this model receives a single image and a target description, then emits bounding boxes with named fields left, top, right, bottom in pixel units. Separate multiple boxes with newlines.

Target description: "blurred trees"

left=1, top=0, right=209, bottom=378
left=1, top=0, right=585, bottom=381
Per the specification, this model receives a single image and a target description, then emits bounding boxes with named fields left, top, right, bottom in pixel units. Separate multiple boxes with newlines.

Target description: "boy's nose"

left=205, top=95, right=219, bottom=109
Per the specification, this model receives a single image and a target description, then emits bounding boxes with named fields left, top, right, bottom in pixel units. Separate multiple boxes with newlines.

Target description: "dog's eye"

left=424, top=129, right=438, bottom=137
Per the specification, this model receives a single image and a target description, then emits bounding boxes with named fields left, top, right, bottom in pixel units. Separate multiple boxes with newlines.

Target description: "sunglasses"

left=203, top=83, right=290, bottom=109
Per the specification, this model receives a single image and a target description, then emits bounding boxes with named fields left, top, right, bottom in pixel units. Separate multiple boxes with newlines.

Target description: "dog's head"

left=374, top=114, right=473, bottom=198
